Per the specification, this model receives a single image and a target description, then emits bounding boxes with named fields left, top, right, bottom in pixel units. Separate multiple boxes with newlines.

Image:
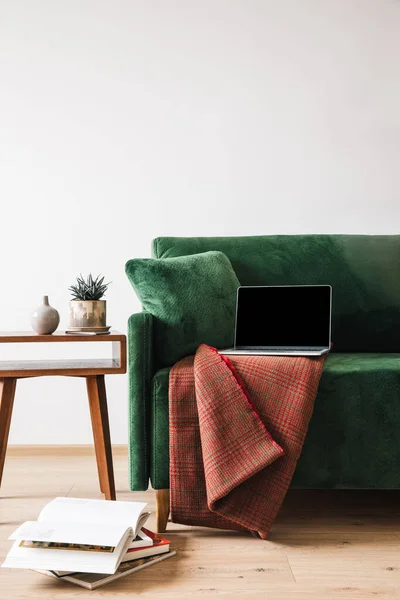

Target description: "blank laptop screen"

left=235, top=286, right=331, bottom=348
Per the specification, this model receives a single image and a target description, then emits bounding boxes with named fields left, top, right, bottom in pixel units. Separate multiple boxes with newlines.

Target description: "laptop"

left=219, top=285, right=332, bottom=357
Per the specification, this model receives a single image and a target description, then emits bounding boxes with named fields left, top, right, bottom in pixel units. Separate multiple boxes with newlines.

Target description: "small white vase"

left=31, top=296, right=60, bottom=335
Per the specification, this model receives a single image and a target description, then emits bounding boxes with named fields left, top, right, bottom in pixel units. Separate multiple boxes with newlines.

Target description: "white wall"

left=1, top=0, right=399, bottom=444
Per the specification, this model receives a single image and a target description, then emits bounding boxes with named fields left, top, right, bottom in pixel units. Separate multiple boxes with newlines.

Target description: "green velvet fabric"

left=127, top=311, right=156, bottom=491
left=153, top=235, right=400, bottom=352
left=151, top=367, right=171, bottom=488
left=150, top=353, right=400, bottom=490
left=125, top=251, right=240, bottom=366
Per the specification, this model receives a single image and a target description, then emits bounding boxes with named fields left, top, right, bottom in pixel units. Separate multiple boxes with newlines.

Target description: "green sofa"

left=127, top=235, right=400, bottom=528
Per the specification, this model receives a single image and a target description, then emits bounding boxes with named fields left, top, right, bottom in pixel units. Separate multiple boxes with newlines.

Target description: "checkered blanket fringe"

left=169, top=344, right=326, bottom=539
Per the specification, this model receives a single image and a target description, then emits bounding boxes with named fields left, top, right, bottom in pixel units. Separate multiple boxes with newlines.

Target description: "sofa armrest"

left=127, top=310, right=155, bottom=491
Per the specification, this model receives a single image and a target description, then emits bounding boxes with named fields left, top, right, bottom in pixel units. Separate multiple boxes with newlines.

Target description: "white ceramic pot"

left=31, top=296, right=60, bottom=335
left=69, top=300, right=106, bottom=328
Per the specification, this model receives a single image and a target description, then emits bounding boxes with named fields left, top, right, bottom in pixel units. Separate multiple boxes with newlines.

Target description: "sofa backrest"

left=152, top=235, right=400, bottom=352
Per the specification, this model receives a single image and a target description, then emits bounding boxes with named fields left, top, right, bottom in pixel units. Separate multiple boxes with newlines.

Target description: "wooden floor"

left=1, top=448, right=400, bottom=599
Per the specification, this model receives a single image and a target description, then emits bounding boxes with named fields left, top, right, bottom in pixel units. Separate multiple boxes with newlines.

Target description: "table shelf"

left=0, top=330, right=126, bottom=377
left=0, top=358, right=123, bottom=377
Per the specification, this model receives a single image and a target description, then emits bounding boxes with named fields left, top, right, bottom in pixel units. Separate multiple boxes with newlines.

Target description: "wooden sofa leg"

left=155, top=489, right=170, bottom=533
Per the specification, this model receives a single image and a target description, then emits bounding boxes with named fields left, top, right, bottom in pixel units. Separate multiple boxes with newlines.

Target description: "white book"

left=130, top=529, right=153, bottom=549
left=121, top=528, right=170, bottom=563
left=2, top=497, right=150, bottom=575
left=34, top=550, right=177, bottom=590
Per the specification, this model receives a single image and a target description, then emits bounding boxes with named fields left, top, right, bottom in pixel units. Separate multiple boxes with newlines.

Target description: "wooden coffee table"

left=0, top=331, right=126, bottom=501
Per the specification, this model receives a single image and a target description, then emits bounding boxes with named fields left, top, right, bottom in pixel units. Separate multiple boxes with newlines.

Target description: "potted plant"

left=68, top=274, right=110, bottom=330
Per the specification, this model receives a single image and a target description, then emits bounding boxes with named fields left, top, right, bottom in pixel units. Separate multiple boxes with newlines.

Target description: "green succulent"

left=69, top=273, right=111, bottom=301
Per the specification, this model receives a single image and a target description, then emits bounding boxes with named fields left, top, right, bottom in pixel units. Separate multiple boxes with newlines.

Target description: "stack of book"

left=1, top=497, right=175, bottom=590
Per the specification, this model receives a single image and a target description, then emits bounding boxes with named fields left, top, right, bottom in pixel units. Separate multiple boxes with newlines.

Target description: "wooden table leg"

left=86, top=375, right=116, bottom=500
left=0, top=378, right=17, bottom=488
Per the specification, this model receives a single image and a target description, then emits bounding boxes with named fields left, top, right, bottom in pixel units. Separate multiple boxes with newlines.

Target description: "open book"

left=2, top=497, right=150, bottom=575
left=121, top=528, right=170, bottom=563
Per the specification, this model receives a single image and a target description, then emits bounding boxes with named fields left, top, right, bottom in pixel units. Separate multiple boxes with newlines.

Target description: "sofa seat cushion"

left=126, top=251, right=240, bottom=366
left=150, top=353, right=400, bottom=490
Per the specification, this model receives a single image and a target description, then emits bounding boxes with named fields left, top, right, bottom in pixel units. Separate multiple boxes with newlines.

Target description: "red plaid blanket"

left=169, top=344, right=326, bottom=538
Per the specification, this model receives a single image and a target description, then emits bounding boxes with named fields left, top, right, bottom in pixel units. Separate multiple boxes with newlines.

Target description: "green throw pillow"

left=125, top=251, right=240, bottom=366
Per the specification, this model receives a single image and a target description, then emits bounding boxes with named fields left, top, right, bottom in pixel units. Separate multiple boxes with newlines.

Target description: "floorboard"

left=0, top=449, right=399, bottom=599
